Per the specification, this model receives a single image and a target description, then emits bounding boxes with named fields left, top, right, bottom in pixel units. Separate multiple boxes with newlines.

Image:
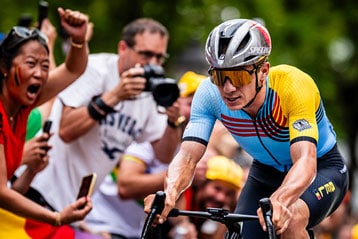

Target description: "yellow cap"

left=352, top=224, right=358, bottom=239
left=205, top=156, right=243, bottom=190
left=178, top=71, right=207, bottom=97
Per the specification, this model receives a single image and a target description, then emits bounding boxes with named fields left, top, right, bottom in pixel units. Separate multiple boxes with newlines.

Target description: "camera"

left=143, top=64, right=179, bottom=107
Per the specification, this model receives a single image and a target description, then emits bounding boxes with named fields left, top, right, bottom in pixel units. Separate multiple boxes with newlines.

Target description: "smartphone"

left=43, top=119, right=52, bottom=134
left=40, top=120, right=52, bottom=151
left=77, top=173, right=97, bottom=200
left=37, top=1, right=49, bottom=29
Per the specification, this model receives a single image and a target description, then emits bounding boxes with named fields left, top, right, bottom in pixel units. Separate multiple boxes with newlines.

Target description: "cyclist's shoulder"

left=269, top=64, right=314, bottom=82
left=268, top=64, right=317, bottom=93
left=196, top=78, right=219, bottom=97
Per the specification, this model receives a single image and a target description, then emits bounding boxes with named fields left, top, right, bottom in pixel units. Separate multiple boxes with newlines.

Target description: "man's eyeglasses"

left=208, top=67, right=256, bottom=88
left=130, top=47, right=169, bottom=63
left=0, top=26, right=48, bottom=53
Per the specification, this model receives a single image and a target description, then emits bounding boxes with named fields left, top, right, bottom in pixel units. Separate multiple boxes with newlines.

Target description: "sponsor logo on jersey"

left=292, top=119, right=312, bottom=131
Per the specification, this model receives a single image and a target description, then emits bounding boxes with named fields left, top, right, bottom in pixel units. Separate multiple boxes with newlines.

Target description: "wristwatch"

left=167, top=115, right=186, bottom=129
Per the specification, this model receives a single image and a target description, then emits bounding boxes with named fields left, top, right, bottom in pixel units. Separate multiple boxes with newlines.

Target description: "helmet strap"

left=243, top=66, right=262, bottom=109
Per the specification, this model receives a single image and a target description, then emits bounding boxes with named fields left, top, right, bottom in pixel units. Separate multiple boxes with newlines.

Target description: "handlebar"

left=260, top=198, right=275, bottom=239
left=141, top=191, right=276, bottom=239
left=141, top=191, right=166, bottom=239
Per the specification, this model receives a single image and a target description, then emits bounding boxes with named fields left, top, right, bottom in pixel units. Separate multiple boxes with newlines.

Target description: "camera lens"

left=152, top=79, right=180, bottom=107
left=143, top=65, right=180, bottom=107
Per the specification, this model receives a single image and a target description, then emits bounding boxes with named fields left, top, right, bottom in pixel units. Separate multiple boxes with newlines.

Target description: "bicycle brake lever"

left=259, top=198, right=276, bottom=239
left=141, top=191, right=166, bottom=239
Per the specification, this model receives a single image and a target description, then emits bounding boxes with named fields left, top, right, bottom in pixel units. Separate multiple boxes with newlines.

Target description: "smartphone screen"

left=77, top=173, right=97, bottom=200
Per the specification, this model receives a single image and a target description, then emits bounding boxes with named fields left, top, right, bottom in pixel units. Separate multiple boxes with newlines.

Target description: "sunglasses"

left=0, top=26, right=48, bottom=52
left=130, top=47, right=169, bottom=63
left=208, top=67, right=257, bottom=88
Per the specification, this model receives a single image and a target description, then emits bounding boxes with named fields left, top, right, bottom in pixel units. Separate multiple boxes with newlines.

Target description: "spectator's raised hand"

left=58, top=196, right=93, bottom=225
left=57, top=7, right=88, bottom=44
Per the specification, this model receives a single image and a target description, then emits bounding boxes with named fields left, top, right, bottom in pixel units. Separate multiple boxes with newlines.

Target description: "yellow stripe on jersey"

left=268, top=65, right=320, bottom=143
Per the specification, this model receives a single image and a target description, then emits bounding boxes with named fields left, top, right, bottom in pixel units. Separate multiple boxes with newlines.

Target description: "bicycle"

left=141, top=191, right=276, bottom=239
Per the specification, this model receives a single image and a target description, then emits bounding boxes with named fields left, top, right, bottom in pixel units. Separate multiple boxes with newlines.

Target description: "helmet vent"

left=218, top=37, right=231, bottom=59
left=235, top=32, right=251, bottom=55
left=244, top=55, right=256, bottom=62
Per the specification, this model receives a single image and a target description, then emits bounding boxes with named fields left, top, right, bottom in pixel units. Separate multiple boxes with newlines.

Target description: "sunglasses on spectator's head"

left=0, top=26, right=48, bottom=53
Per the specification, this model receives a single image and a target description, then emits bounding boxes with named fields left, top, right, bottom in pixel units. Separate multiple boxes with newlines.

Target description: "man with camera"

left=25, top=18, right=183, bottom=223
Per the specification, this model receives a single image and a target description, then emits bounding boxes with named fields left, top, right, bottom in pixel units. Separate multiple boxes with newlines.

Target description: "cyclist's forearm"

left=165, top=157, right=195, bottom=201
left=271, top=142, right=316, bottom=207
left=164, top=142, right=205, bottom=201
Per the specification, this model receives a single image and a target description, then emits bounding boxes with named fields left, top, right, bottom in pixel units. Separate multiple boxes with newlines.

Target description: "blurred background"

left=1, top=0, right=357, bottom=212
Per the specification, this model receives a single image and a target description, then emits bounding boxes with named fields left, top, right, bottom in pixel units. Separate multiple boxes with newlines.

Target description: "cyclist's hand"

left=257, top=200, right=292, bottom=235
left=58, top=196, right=92, bottom=225
left=271, top=200, right=292, bottom=234
left=144, top=193, right=175, bottom=225
left=143, top=194, right=160, bottom=224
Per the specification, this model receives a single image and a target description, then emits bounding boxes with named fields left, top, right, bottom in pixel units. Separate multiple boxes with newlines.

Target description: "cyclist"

left=144, top=19, right=349, bottom=239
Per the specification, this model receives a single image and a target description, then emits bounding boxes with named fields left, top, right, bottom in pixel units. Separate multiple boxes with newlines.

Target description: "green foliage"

left=1, top=0, right=357, bottom=160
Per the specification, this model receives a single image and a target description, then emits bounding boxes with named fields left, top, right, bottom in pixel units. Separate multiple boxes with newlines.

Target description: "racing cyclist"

left=144, top=19, right=348, bottom=239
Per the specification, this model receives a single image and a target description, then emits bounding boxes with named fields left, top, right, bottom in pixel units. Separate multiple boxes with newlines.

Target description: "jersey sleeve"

left=183, top=79, right=218, bottom=145
left=272, top=65, right=321, bottom=144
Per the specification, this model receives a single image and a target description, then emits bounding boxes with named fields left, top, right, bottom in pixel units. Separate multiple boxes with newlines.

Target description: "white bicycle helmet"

left=205, top=19, right=271, bottom=69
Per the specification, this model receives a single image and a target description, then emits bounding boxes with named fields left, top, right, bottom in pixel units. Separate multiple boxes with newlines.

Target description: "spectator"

left=78, top=71, right=206, bottom=238
left=0, top=6, right=91, bottom=230
left=24, top=17, right=182, bottom=232
left=171, top=155, right=244, bottom=239
left=25, top=18, right=58, bottom=141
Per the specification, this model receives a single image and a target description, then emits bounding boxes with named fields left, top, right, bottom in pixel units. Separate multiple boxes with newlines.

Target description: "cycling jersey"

left=183, top=64, right=336, bottom=172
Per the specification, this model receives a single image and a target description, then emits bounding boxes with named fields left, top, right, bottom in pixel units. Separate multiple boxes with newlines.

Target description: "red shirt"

left=0, top=100, right=31, bottom=179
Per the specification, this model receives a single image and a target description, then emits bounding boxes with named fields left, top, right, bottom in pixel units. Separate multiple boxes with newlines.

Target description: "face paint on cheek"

left=14, top=66, right=22, bottom=87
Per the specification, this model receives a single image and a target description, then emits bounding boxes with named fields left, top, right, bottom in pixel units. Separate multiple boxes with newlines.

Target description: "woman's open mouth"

left=27, top=84, right=41, bottom=99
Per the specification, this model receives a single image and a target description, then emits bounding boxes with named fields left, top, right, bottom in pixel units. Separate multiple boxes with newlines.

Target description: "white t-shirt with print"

left=84, top=141, right=168, bottom=238
left=29, top=53, right=167, bottom=211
